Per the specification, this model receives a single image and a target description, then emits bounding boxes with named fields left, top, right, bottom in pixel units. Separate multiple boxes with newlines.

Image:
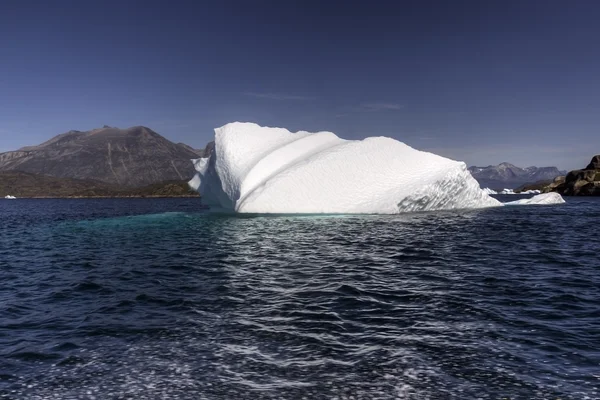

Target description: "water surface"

left=1, top=197, right=599, bottom=399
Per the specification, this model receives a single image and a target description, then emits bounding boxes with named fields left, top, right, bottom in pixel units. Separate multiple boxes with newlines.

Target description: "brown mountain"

left=0, top=126, right=204, bottom=187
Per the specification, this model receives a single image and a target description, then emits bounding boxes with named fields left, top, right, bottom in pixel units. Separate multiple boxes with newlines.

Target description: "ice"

left=499, top=188, right=541, bottom=195
left=482, top=188, right=497, bottom=195
left=190, top=123, right=501, bottom=214
left=189, top=123, right=565, bottom=214
left=498, top=188, right=542, bottom=195
left=4, top=195, right=16, bottom=200
left=518, top=189, right=541, bottom=194
left=504, top=192, right=565, bottom=206
left=497, top=188, right=542, bottom=195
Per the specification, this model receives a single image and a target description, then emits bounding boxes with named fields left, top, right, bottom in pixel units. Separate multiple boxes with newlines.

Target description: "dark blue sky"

left=1, top=0, right=599, bottom=169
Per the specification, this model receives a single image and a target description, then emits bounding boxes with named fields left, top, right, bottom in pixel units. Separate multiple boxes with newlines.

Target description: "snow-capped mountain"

left=468, top=162, right=567, bottom=189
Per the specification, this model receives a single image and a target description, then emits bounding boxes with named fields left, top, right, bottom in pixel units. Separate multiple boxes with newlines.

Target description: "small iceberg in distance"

left=499, top=188, right=541, bottom=195
left=482, top=188, right=497, bottom=195
left=519, top=189, right=541, bottom=195
left=504, top=192, right=565, bottom=206
left=4, top=195, right=17, bottom=200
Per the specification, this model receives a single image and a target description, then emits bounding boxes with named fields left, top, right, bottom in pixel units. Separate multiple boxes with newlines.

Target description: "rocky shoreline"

left=519, top=155, right=600, bottom=196
left=542, top=155, right=600, bottom=196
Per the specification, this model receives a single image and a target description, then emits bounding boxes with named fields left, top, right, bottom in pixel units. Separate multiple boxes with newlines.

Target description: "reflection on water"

left=0, top=198, right=599, bottom=399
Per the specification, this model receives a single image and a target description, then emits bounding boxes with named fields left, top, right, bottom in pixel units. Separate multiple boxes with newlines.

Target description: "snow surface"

left=190, top=123, right=564, bottom=214
left=519, top=189, right=542, bottom=194
left=499, top=188, right=541, bottom=195
left=504, top=192, right=565, bottom=206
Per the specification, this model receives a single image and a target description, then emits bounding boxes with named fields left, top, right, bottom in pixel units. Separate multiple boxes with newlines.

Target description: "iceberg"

left=189, top=123, right=565, bottom=214
left=518, top=189, right=541, bottom=195
left=190, top=123, right=502, bottom=214
left=482, top=188, right=497, bottom=195
left=499, top=188, right=541, bottom=195
left=4, top=195, right=16, bottom=200
left=504, top=192, right=565, bottom=206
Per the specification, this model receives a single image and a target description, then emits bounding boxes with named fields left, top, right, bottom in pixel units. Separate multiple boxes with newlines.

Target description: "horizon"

left=1, top=1, right=600, bottom=170
left=0, top=122, right=579, bottom=171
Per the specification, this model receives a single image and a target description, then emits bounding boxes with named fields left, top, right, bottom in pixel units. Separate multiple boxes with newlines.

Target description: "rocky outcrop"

left=544, top=155, right=600, bottom=196
left=0, top=126, right=212, bottom=187
left=586, top=155, right=600, bottom=170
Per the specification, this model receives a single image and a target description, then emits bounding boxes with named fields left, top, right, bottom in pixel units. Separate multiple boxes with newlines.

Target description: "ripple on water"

left=0, top=198, right=599, bottom=399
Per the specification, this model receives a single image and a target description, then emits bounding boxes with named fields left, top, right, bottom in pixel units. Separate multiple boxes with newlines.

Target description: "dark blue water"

left=1, top=197, right=599, bottom=399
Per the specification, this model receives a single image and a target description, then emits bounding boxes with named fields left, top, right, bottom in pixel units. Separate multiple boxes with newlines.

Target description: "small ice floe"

left=504, top=192, right=565, bottom=205
left=518, top=189, right=542, bottom=194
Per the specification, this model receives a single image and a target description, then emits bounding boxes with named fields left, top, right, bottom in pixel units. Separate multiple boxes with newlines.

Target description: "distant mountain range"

left=0, top=126, right=211, bottom=187
left=0, top=126, right=568, bottom=194
left=468, top=163, right=567, bottom=189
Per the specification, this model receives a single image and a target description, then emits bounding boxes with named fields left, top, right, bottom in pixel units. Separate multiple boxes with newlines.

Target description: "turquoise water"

left=1, top=197, right=599, bottom=399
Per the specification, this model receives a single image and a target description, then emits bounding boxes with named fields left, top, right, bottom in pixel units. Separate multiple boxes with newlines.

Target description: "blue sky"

left=1, top=0, right=599, bottom=170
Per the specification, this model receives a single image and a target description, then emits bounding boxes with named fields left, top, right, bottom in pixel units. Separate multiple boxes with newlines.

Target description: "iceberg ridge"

left=190, top=122, right=503, bottom=214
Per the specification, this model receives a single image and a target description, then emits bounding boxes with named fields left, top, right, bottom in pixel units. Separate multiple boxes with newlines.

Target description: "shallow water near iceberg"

left=0, top=197, right=599, bottom=399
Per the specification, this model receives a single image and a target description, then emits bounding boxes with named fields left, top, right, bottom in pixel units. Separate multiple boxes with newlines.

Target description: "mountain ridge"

left=0, top=126, right=208, bottom=187
left=468, top=163, right=567, bottom=189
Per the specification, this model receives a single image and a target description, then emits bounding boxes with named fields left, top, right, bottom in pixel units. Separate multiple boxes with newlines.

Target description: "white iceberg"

left=499, top=188, right=541, bottom=195
left=504, top=192, right=565, bottom=205
left=518, top=189, right=541, bottom=194
left=482, top=188, right=497, bottom=195
left=4, top=195, right=16, bottom=200
left=190, top=123, right=564, bottom=214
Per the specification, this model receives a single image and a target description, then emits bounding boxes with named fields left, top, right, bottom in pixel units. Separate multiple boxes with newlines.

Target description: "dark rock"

left=585, top=155, right=600, bottom=170
left=565, top=169, right=597, bottom=184
left=515, top=179, right=553, bottom=193
left=544, top=155, right=600, bottom=196
left=579, top=182, right=600, bottom=196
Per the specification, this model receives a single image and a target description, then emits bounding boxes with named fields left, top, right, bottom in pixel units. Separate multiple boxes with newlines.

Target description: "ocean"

left=0, top=197, right=598, bottom=399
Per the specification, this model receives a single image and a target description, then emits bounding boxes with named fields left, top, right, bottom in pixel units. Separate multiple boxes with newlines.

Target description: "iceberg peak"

left=189, top=122, right=504, bottom=214
left=190, top=123, right=565, bottom=213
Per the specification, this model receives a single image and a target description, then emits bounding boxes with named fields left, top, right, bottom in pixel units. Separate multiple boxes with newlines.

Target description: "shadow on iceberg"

left=189, top=123, right=564, bottom=214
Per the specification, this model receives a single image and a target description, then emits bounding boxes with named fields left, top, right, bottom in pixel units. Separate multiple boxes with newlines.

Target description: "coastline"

left=3, top=194, right=200, bottom=199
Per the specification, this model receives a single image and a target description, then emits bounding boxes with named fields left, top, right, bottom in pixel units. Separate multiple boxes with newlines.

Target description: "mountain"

left=177, top=143, right=206, bottom=157
left=0, top=126, right=207, bottom=187
left=0, top=171, right=199, bottom=198
left=468, top=163, right=567, bottom=189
